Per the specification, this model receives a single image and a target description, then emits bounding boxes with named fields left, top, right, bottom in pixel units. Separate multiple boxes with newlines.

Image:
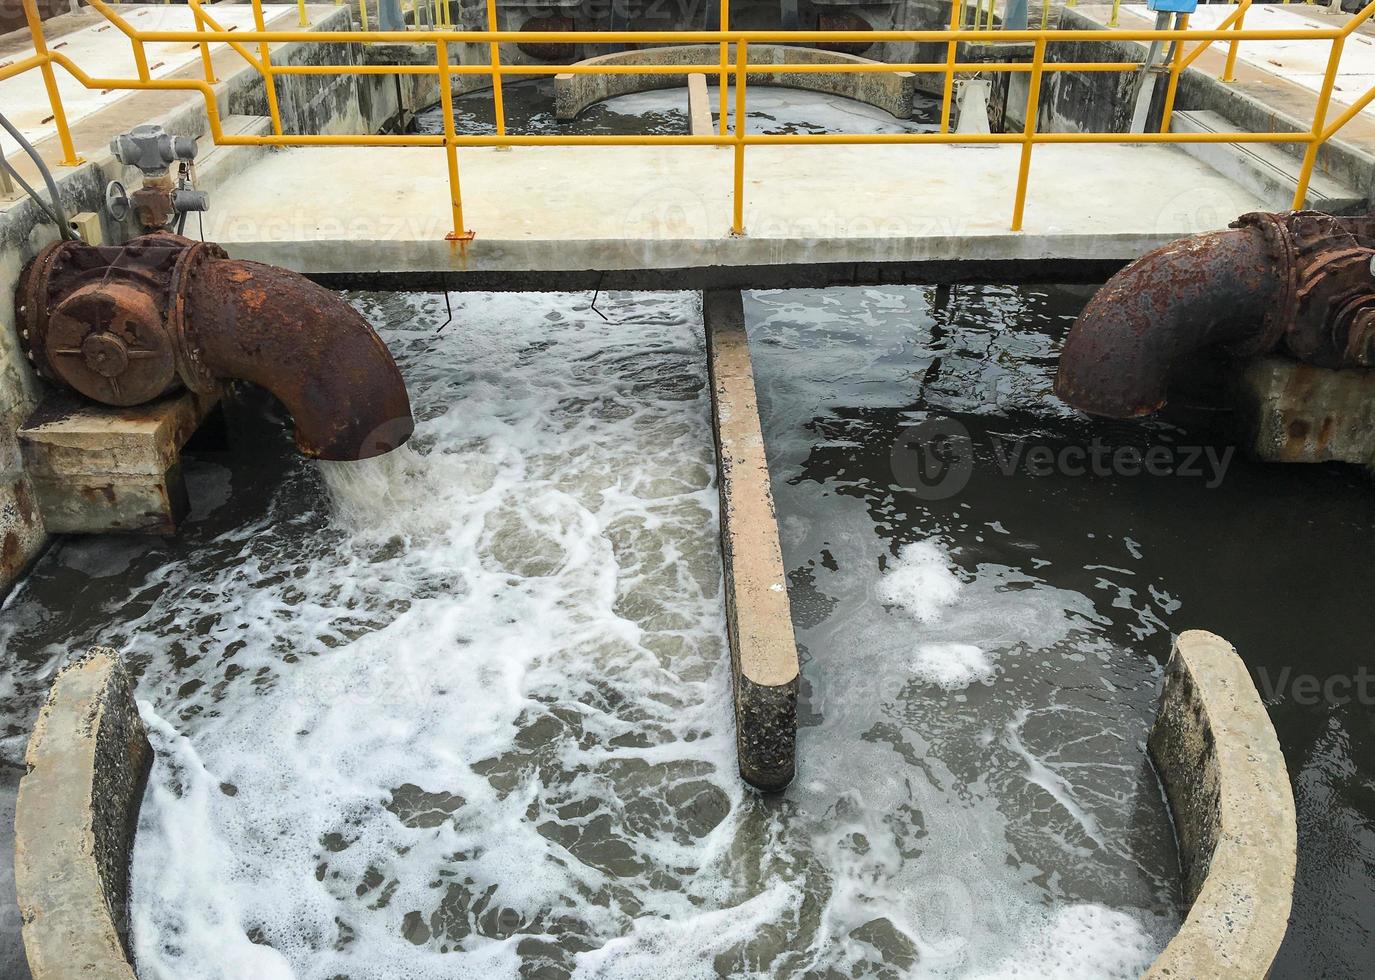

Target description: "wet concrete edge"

left=553, top=44, right=917, bottom=122
left=1144, top=629, right=1296, bottom=979
left=704, top=289, right=800, bottom=792
left=13, top=647, right=150, bottom=980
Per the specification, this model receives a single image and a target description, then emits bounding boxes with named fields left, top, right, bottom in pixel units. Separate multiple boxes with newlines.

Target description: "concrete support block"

left=14, top=647, right=151, bottom=980
left=1233, top=356, right=1375, bottom=467
left=1145, top=630, right=1296, bottom=978
left=955, top=79, right=993, bottom=136
left=19, top=387, right=222, bottom=535
left=687, top=73, right=715, bottom=137
left=704, top=290, right=800, bottom=791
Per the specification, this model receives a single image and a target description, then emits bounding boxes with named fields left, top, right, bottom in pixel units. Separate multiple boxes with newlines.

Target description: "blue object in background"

left=1148, top=0, right=1199, bottom=13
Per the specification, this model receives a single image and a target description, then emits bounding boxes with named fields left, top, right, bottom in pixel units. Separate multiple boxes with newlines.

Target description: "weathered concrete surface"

left=1051, top=5, right=1375, bottom=205
left=554, top=44, right=918, bottom=121
left=1231, top=355, right=1375, bottom=467
left=18, top=386, right=222, bottom=534
left=1145, top=630, right=1296, bottom=979
left=704, top=289, right=800, bottom=791
left=687, top=73, right=714, bottom=137
left=1170, top=109, right=1364, bottom=214
left=14, top=647, right=151, bottom=980
left=201, top=141, right=1265, bottom=276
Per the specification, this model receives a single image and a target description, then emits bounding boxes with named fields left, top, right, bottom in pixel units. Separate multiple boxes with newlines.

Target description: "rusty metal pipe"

left=185, top=260, right=414, bottom=460
left=17, top=233, right=414, bottom=461
left=1054, top=225, right=1281, bottom=418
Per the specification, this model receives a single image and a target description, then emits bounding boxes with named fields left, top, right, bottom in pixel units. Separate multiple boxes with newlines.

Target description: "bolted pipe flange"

left=166, top=238, right=228, bottom=395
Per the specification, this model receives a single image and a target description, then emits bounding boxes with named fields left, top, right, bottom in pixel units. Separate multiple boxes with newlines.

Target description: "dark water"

left=742, top=283, right=1375, bottom=979
left=412, top=77, right=939, bottom=138
left=0, top=283, right=1368, bottom=975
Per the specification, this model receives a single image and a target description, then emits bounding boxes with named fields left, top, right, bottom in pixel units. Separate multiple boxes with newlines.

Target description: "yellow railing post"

left=298, top=0, right=310, bottom=27
left=360, top=0, right=370, bottom=32
left=1294, top=34, right=1344, bottom=207
left=719, top=0, right=730, bottom=139
left=485, top=0, right=507, bottom=142
left=436, top=39, right=468, bottom=237
left=731, top=39, right=747, bottom=235
left=191, top=2, right=218, bottom=84
left=1109, top=0, right=1122, bottom=27
left=1223, top=0, right=1249, bottom=82
left=251, top=0, right=285, bottom=136
left=1159, top=12, right=1190, bottom=133
left=21, top=0, right=80, bottom=166
left=940, top=0, right=963, bottom=134
left=1011, top=36, right=1046, bottom=231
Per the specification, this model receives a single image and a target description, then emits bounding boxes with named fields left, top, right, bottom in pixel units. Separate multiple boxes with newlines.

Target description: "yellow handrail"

left=1012, top=36, right=1047, bottom=231
left=485, top=0, right=506, bottom=141
left=1159, top=12, right=1191, bottom=134
left=9, top=0, right=1375, bottom=240
left=719, top=0, right=730, bottom=139
left=939, top=0, right=963, bottom=133
left=1222, top=0, right=1253, bottom=81
left=251, top=0, right=286, bottom=136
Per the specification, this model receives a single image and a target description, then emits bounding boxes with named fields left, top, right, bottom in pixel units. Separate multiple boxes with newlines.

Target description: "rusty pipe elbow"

left=1054, top=226, right=1283, bottom=419
left=185, top=260, right=414, bottom=461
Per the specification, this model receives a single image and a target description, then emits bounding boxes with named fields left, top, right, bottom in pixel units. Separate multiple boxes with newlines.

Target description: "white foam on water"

left=974, top=903, right=1166, bottom=979
left=911, top=642, right=995, bottom=690
left=879, top=540, right=964, bottom=623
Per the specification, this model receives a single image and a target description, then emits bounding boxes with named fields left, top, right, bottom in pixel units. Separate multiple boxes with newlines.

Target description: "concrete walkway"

left=202, top=141, right=1264, bottom=276
left=1107, top=3, right=1375, bottom=114
left=0, top=4, right=295, bottom=159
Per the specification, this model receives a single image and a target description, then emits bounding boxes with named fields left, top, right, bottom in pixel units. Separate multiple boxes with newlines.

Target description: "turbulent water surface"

left=412, top=78, right=937, bottom=138
left=0, top=285, right=1189, bottom=980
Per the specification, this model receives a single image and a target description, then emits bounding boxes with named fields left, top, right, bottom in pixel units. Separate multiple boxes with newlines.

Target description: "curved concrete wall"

left=554, top=44, right=918, bottom=122
left=9, top=637, right=1295, bottom=978
left=1144, top=630, right=1296, bottom=978
left=14, top=647, right=150, bottom=980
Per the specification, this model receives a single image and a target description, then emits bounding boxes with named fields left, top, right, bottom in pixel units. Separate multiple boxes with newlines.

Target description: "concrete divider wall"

left=13, top=647, right=151, bottom=980
left=1144, top=629, right=1296, bottom=978
left=554, top=44, right=919, bottom=121
left=704, top=290, right=801, bottom=791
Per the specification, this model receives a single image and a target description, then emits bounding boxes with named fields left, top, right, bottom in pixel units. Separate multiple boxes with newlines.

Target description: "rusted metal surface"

left=129, top=174, right=175, bottom=233
left=186, top=260, right=415, bottom=460
left=517, top=15, right=576, bottom=62
left=815, top=12, right=875, bottom=56
left=1056, top=210, right=1375, bottom=419
left=16, top=232, right=414, bottom=461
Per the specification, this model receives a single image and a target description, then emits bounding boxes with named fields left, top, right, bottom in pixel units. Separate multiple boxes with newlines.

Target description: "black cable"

left=0, top=156, right=64, bottom=229
left=0, top=109, right=77, bottom=240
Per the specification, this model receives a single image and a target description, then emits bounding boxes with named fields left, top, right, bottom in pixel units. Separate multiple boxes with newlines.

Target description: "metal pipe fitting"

left=16, top=231, right=414, bottom=461
left=1055, top=210, right=1375, bottom=418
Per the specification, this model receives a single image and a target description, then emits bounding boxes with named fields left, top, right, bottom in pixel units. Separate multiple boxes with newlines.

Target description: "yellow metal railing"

left=8, top=0, right=1375, bottom=241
